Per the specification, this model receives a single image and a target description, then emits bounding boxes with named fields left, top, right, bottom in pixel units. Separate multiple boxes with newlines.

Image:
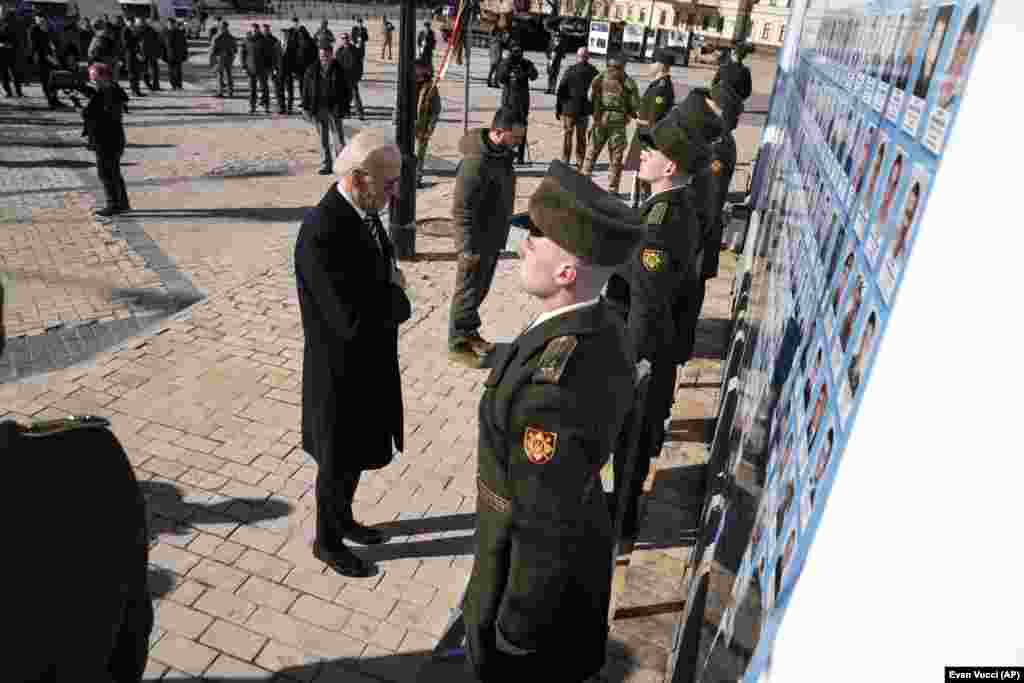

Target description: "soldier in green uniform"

left=414, top=58, right=442, bottom=188
left=603, top=114, right=712, bottom=537
left=463, top=160, right=646, bottom=682
left=627, top=47, right=677, bottom=206
left=0, top=275, right=153, bottom=682
left=582, top=51, right=640, bottom=195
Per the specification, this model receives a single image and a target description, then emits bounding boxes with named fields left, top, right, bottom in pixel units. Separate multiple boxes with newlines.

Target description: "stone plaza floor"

left=0, top=16, right=777, bottom=681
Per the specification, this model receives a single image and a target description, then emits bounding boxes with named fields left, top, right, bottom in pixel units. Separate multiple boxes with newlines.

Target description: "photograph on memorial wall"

left=668, top=1, right=996, bottom=681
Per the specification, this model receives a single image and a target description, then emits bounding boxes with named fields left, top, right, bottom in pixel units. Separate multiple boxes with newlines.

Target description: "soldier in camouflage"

left=582, top=51, right=640, bottom=195
left=414, top=58, right=442, bottom=188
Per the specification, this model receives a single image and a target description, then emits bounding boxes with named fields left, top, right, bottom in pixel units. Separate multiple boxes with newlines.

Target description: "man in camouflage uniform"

left=414, top=58, right=441, bottom=188
left=582, top=51, right=639, bottom=195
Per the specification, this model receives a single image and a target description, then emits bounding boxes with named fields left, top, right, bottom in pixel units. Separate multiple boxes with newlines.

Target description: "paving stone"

left=155, top=600, right=215, bottom=639
left=193, top=588, right=259, bottom=625
left=149, top=634, right=218, bottom=676
left=237, top=575, right=301, bottom=613
left=199, top=619, right=268, bottom=661
left=289, top=594, right=355, bottom=632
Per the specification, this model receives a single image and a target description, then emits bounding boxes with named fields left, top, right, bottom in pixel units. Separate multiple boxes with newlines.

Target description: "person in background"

left=414, top=57, right=441, bottom=188
left=381, top=16, right=395, bottom=60
left=161, top=17, right=187, bottom=90
left=1, top=10, right=24, bottom=97
left=417, top=20, right=435, bottom=64
left=81, top=62, right=131, bottom=217
left=137, top=16, right=162, bottom=91
left=447, top=106, right=523, bottom=368
left=582, top=51, right=640, bottom=195
left=336, top=32, right=364, bottom=120
left=315, top=18, right=334, bottom=51
left=241, top=23, right=270, bottom=114
left=495, top=40, right=538, bottom=165
left=124, top=17, right=147, bottom=97
left=302, top=42, right=351, bottom=174
left=555, top=47, right=598, bottom=169
left=88, top=18, right=120, bottom=81
left=486, top=27, right=505, bottom=88
left=211, top=19, right=236, bottom=98
left=294, top=129, right=408, bottom=578
left=30, top=15, right=62, bottom=107
left=545, top=30, right=565, bottom=94
left=262, top=23, right=285, bottom=114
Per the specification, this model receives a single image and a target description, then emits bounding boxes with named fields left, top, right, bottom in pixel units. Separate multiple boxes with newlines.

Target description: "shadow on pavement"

left=141, top=480, right=293, bottom=599
left=124, top=207, right=310, bottom=222
left=0, top=159, right=138, bottom=169
left=0, top=138, right=177, bottom=150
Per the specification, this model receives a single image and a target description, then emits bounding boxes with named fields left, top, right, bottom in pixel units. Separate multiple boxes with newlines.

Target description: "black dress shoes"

left=342, top=522, right=386, bottom=546
left=313, top=542, right=374, bottom=578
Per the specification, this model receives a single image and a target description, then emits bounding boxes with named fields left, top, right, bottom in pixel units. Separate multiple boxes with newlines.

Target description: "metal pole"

left=391, top=0, right=417, bottom=259
left=464, top=2, right=471, bottom=133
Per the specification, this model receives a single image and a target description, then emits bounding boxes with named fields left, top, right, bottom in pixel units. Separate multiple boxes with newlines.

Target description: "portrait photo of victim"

left=895, top=8, right=929, bottom=91
left=819, top=212, right=839, bottom=263
left=808, top=425, right=835, bottom=508
left=877, top=148, right=906, bottom=227
left=824, top=228, right=848, bottom=290
left=838, top=274, right=865, bottom=352
left=850, top=125, right=876, bottom=194
left=882, top=15, right=908, bottom=85
left=889, top=179, right=923, bottom=266
left=806, top=380, right=829, bottom=446
left=860, top=139, right=888, bottom=216
left=847, top=310, right=879, bottom=400
left=843, top=115, right=863, bottom=175
left=937, top=5, right=982, bottom=111
left=831, top=250, right=856, bottom=317
left=913, top=5, right=955, bottom=101
left=803, top=344, right=824, bottom=411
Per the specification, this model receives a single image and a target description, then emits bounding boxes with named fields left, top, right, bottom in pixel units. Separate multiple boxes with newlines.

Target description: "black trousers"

left=515, top=123, right=528, bottom=164
left=108, top=589, right=154, bottom=683
left=167, top=60, right=183, bottom=88
left=249, top=71, right=269, bottom=110
left=0, top=49, right=22, bottom=95
left=95, top=145, right=128, bottom=209
left=127, top=56, right=144, bottom=91
left=36, top=59, right=54, bottom=101
left=145, top=56, right=160, bottom=89
left=315, top=468, right=361, bottom=550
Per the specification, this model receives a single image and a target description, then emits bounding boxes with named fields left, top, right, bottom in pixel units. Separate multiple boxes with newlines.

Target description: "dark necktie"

left=366, top=212, right=393, bottom=264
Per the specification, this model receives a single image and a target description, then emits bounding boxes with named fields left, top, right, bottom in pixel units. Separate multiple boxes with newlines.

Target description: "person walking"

left=210, top=20, right=236, bottom=97
left=555, top=47, right=599, bottom=168
left=414, top=58, right=441, bottom=188
left=0, top=9, right=25, bottom=97
left=463, top=159, right=645, bottom=683
left=447, top=107, right=523, bottom=368
left=241, top=23, right=270, bottom=113
left=294, top=129, right=410, bottom=578
left=137, top=17, right=162, bottom=91
left=262, top=23, right=285, bottom=113
left=301, top=43, right=351, bottom=174
left=161, top=17, right=187, bottom=90
left=381, top=17, right=394, bottom=60
left=494, top=41, right=538, bottom=165
left=29, top=15, right=61, bottom=107
left=81, top=62, right=131, bottom=216
left=486, top=27, right=505, bottom=87
left=336, top=32, right=364, bottom=120
left=545, top=31, right=565, bottom=95
left=582, top=51, right=640, bottom=195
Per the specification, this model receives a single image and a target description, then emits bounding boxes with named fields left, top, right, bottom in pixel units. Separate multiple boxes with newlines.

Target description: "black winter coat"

left=336, top=44, right=362, bottom=83
left=301, top=60, right=351, bottom=116
left=295, top=184, right=409, bottom=471
left=555, top=61, right=599, bottom=118
left=161, top=26, right=187, bottom=63
left=241, top=33, right=269, bottom=74
left=138, top=24, right=161, bottom=59
left=495, top=56, right=538, bottom=117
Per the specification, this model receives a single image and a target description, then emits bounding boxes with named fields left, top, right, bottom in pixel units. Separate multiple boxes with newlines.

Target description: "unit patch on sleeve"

left=646, top=201, right=668, bottom=225
left=523, top=426, right=558, bottom=464
left=641, top=248, right=667, bottom=272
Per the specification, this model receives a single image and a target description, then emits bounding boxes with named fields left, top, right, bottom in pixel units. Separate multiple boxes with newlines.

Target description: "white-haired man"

left=294, top=130, right=410, bottom=577
left=555, top=47, right=599, bottom=168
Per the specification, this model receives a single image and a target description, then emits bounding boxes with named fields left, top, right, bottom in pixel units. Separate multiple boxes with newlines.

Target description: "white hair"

left=332, top=129, right=401, bottom=177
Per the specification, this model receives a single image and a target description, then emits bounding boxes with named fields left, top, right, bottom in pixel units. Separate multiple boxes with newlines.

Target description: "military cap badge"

left=523, top=426, right=557, bottom=464
left=641, top=248, right=667, bottom=272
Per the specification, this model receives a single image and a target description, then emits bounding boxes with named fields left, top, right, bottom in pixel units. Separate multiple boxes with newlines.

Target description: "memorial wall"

left=666, top=1, right=995, bottom=680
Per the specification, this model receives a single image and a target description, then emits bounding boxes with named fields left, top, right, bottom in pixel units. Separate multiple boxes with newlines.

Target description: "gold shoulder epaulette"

left=532, top=335, right=579, bottom=385
left=19, top=415, right=111, bottom=438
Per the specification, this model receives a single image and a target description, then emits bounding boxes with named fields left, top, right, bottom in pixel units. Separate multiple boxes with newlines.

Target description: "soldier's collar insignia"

left=532, top=335, right=578, bottom=384
left=641, top=247, right=667, bottom=272
left=524, top=426, right=557, bottom=464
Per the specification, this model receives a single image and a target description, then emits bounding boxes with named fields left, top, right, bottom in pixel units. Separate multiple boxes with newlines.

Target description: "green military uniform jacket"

left=606, top=184, right=701, bottom=364
left=590, top=70, right=639, bottom=127
left=464, top=300, right=635, bottom=682
left=638, top=74, right=674, bottom=124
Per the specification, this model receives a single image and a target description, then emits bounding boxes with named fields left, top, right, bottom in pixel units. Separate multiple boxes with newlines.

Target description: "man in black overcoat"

left=495, top=41, right=538, bottom=165
left=294, top=129, right=410, bottom=578
left=463, top=161, right=645, bottom=682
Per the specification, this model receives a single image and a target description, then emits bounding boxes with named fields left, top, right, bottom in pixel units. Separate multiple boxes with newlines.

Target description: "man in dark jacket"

left=302, top=44, right=351, bottom=174
left=262, top=24, right=285, bottom=113
left=555, top=47, right=599, bottom=168
left=29, top=15, right=61, bottom=107
left=463, top=160, right=643, bottom=683
left=280, top=23, right=306, bottom=113
left=241, top=23, right=269, bottom=113
left=604, top=119, right=708, bottom=536
left=336, top=32, right=364, bottom=120
left=87, top=19, right=119, bottom=78
left=314, top=19, right=334, bottom=50
left=447, top=107, right=522, bottom=368
left=124, top=17, right=146, bottom=97
left=495, top=41, right=538, bottom=165
left=81, top=62, right=131, bottom=216
left=0, top=9, right=24, bottom=97
left=137, top=17, right=162, bottom=91
left=161, top=17, right=187, bottom=90
left=545, top=31, right=565, bottom=95
left=210, top=19, right=236, bottom=97
left=486, top=27, right=505, bottom=87
left=417, top=20, right=435, bottom=63
left=294, top=130, right=408, bottom=578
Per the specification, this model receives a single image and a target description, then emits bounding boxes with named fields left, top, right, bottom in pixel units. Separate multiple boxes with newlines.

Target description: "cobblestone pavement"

left=0, top=18, right=776, bottom=681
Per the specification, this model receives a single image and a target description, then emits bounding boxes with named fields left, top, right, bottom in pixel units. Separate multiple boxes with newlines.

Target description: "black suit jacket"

left=295, top=184, right=409, bottom=470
